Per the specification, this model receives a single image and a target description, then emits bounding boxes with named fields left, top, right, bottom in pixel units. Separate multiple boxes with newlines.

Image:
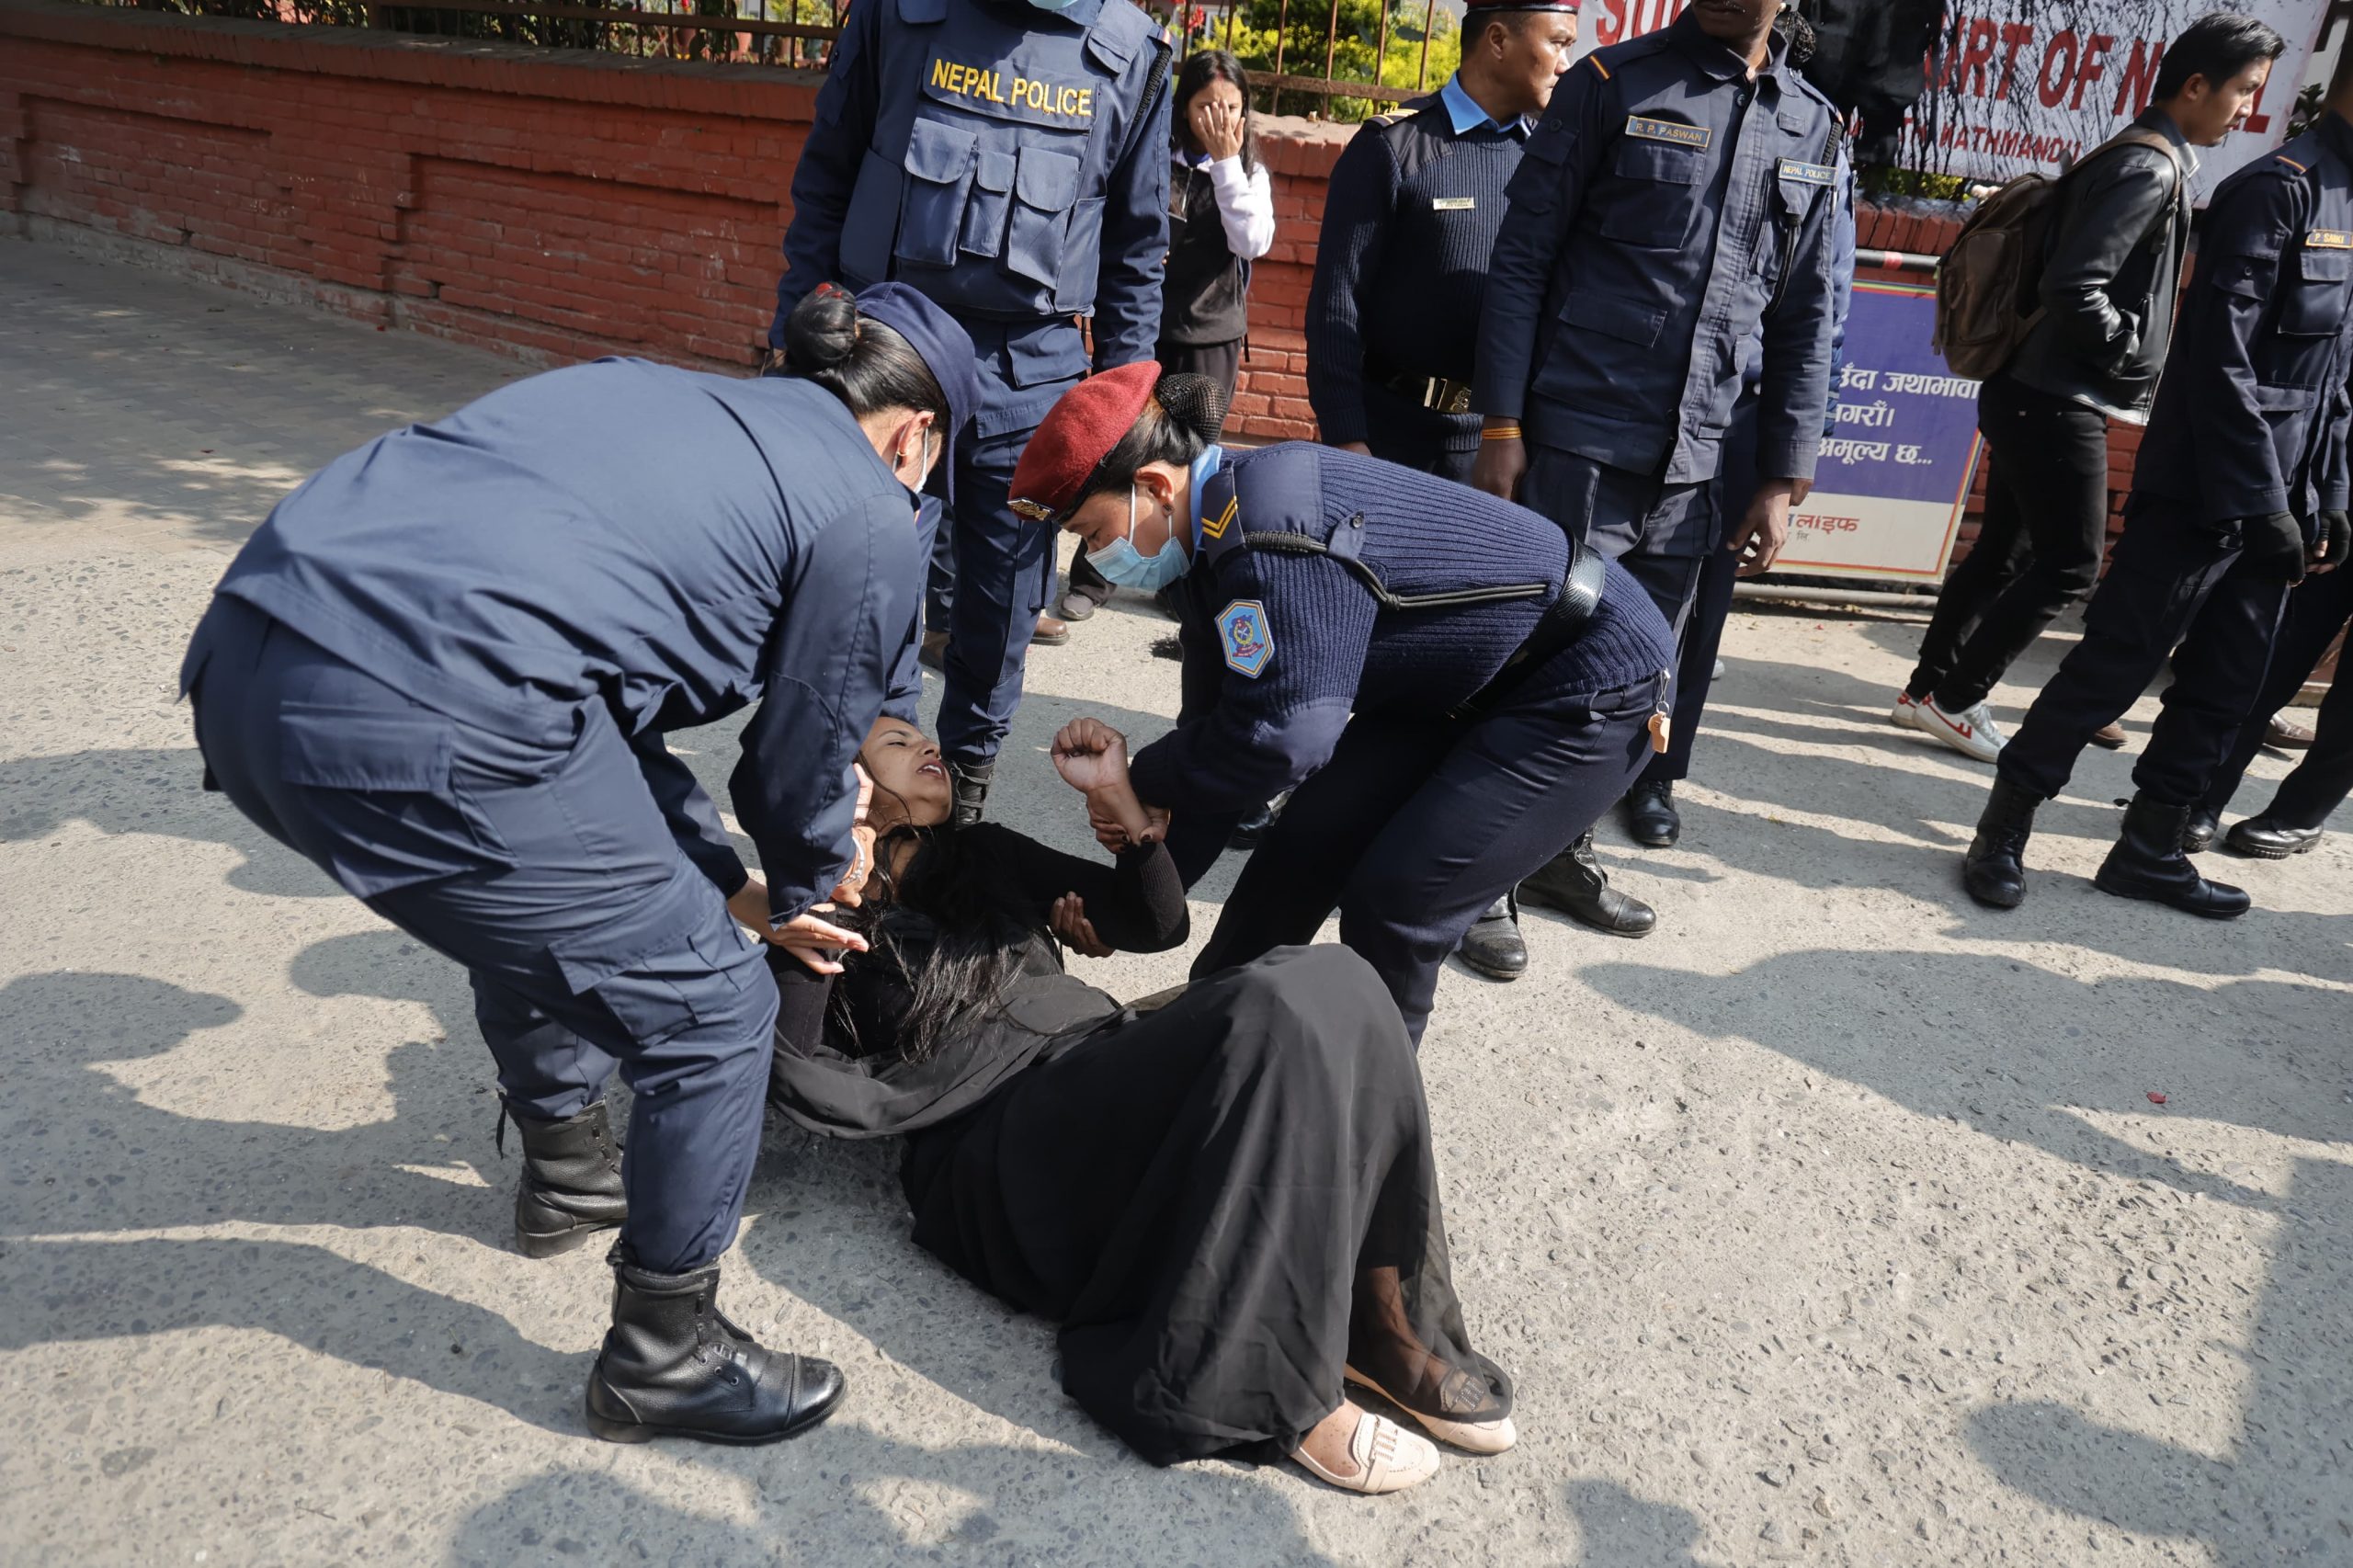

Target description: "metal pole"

left=1415, top=0, right=1434, bottom=89
left=1273, top=0, right=1289, bottom=80
left=1321, top=0, right=1339, bottom=85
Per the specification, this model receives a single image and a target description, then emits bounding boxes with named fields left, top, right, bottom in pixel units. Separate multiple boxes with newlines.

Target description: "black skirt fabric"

left=897, top=944, right=1509, bottom=1464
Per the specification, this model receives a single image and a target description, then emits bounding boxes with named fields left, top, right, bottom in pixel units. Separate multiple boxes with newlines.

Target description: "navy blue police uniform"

left=1307, top=74, right=1529, bottom=483
left=1995, top=117, right=2353, bottom=823
left=2195, top=559, right=2353, bottom=845
left=1474, top=9, right=1840, bottom=642
left=1126, top=443, right=1674, bottom=1044
left=180, top=360, right=929, bottom=1278
left=774, top=0, right=1171, bottom=804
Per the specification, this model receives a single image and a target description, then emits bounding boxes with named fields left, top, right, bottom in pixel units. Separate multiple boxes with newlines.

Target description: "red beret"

left=1009, top=361, right=1162, bottom=522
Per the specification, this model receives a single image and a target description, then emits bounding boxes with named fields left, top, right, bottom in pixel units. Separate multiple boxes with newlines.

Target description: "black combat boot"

left=1455, top=895, right=1528, bottom=980
left=1518, top=832, right=1656, bottom=937
left=503, top=1100, right=627, bottom=1258
left=1621, top=778, right=1681, bottom=847
left=1229, top=798, right=1279, bottom=849
left=1961, top=777, right=2040, bottom=910
left=949, top=757, right=993, bottom=828
left=2094, top=793, right=2251, bottom=918
left=2223, top=812, right=2325, bottom=858
left=585, top=1247, right=847, bottom=1446
left=2181, top=804, right=2222, bottom=854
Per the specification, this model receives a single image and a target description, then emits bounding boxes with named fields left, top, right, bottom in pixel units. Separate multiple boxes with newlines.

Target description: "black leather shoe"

left=2223, top=813, right=2325, bottom=859
left=916, top=631, right=949, bottom=674
left=2181, top=806, right=2221, bottom=855
left=1962, top=777, right=2040, bottom=910
left=586, top=1249, right=847, bottom=1446
left=948, top=758, right=993, bottom=828
left=1059, top=555, right=1111, bottom=621
left=1518, top=833, right=1655, bottom=937
left=503, top=1100, right=626, bottom=1259
left=1229, top=799, right=1279, bottom=849
left=2095, top=793, right=2250, bottom=918
left=1621, top=779, right=1680, bottom=848
left=1455, top=897, right=1528, bottom=980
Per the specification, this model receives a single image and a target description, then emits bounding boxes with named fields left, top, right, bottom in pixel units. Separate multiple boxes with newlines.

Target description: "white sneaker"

left=1891, top=690, right=1924, bottom=731
left=1711, top=657, right=1727, bottom=680
left=1291, top=1410, right=1442, bottom=1495
left=1918, top=695, right=2006, bottom=763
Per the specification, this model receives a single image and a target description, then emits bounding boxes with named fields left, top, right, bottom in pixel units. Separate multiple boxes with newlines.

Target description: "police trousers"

left=1187, top=656, right=1663, bottom=1045
left=2200, top=561, right=2353, bottom=825
left=1996, top=503, right=2293, bottom=806
left=185, top=598, right=777, bottom=1275
left=1519, top=444, right=1717, bottom=653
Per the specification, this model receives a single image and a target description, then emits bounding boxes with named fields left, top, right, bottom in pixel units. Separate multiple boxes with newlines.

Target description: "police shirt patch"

left=926, top=56, right=1097, bottom=125
left=1779, top=158, right=1837, bottom=187
left=2307, top=229, right=2353, bottom=250
left=1626, top=116, right=1711, bottom=150
left=1216, top=599, right=1274, bottom=678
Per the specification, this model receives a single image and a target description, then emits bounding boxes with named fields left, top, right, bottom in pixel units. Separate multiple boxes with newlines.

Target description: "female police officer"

left=772, top=0, right=1173, bottom=829
left=178, top=283, right=979, bottom=1446
left=1021, top=365, right=1676, bottom=1045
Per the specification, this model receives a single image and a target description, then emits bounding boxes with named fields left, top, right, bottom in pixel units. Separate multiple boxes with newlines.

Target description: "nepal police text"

left=930, top=59, right=1095, bottom=121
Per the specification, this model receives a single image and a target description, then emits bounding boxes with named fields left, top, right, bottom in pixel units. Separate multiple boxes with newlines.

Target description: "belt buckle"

left=1440, top=381, right=1473, bottom=415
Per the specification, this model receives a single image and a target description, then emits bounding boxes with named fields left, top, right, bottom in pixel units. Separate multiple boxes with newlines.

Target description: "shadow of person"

left=0, top=746, right=335, bottom=899
left=441, top=1433, right=1340, bottom=1568
left=1964, top=1155, right=2353, bottom=1564
left=1562, top=1478, right=1711, bottom=1566
left=1577, top=949, right=2344, bottom=1210
left=0, top=969, right=505, bottom=1245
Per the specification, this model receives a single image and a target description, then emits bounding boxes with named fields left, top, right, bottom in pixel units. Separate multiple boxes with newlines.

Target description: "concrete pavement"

left=2, top=234, right=2348, bottom=1567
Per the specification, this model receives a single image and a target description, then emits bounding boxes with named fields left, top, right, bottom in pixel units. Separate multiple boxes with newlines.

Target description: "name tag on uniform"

left=1430, top=197, right=1477, bottom=211
left=2307, top=229, right=2353, bottom=250
left=1216, top=599, right=1274, bottom=678
left=926, top=56, right=1097, bottom=126
left=1779, top=158, right=1838, bottom=187
left=1625, top=116, right=1711, bottom=150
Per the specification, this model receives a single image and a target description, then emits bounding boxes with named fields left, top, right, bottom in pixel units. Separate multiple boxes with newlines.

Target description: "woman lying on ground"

left=764, top=715, right=1515, bottom=1493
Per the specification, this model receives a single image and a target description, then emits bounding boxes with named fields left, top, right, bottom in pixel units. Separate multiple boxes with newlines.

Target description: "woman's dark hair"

left=2153, top=12, right=2286, bottom=101
left=1071, top=371, right=1228, bottom=512
left=1772, top=4, right=1818, bottom=70
left=1171, top=49, right=1258, bottom=175
left=779, top=284, right=951, bottom=430
left=830, top=822, right=1034, bottom=1064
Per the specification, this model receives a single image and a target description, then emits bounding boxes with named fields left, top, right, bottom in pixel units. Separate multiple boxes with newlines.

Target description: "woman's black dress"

left=766, top=823, right=1509, bottom=1465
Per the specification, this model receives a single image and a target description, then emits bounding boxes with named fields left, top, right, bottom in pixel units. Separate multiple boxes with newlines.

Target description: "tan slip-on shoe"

left=1290, top=1410, right=1441, bottom=1495
left=1344, top=1364, right=1518, bottom=1456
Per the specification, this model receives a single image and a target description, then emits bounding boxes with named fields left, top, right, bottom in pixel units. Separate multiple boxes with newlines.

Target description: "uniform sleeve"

left=2322, top=363, right=2353, bottom=515
left=1208, top=156, right=1277, bottom=263
left=2037, top=150, right=2177, bottom=369
left=631, top=728, right=750, bottom=895
left=2181, top=172, right=2308, bottom=521
left=1754, top=119, right=1841, bottom=484
left=1473, top=58, right=1609, bottom=420
left=1127, top=546, right=1372, bottom=824
left=731, top=494, right=920, bottom=922
left=1093, top=43, right=1175, bottom=370
left=1306, top=130, right=1400, bottom=447
left=771, top=5, right=882, bottom=346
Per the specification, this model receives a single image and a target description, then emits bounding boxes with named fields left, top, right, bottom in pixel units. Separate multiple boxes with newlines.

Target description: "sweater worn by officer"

left=1126, top=445, right=1666, bottom=864
left=1474, top=8, right=1840, bottom=486
left=1307, top=94, right=1525, bottom=446
left=200, top=363, right=918, bottom=922
left=773, top=0, right=1171, bottom=437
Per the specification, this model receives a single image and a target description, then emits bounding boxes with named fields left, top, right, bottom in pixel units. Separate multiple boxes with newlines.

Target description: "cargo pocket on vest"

left=1005, top=145, right=1081, bottom=287
left=897, top=119, right=978, bottom=269
left=1596, top=138, right=1705, bottom=247
left=961, top=149, right=1016, bottom=259
left=2281, top=246, right=2350, bottom=335
left=278, top=702, right=512, bottom=897
left=547, top=860, right=743, bottom=1049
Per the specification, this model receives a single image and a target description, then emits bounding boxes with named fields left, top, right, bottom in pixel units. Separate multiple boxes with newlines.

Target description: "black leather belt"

left=1368, top=357, right=1476, bottom=415
left=1452, top=540, right=1608, bottom=719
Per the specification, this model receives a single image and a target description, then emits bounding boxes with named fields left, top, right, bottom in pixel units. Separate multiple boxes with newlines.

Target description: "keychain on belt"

left=1647, top=667, right=1672, bottom=754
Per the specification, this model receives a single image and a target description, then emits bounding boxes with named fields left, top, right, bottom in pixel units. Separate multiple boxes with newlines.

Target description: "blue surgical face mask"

left=1086, top=486, right=1189, bottom=591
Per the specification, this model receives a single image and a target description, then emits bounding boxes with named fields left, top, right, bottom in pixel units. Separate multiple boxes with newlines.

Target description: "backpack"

left=1932, top=128, right=2184, bottom=381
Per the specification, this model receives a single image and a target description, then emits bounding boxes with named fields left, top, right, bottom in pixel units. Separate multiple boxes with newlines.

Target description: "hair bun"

left=1154, top=371, right=1228, bottom=445
left=781, top=285, right=859, bottom=373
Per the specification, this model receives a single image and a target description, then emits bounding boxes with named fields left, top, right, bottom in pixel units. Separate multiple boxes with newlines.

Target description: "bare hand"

left=774, top=906, right=870, bottom=975
left=1088, top=798, right=1170, bottom=853
left=1050, top=893, right=1115, bottom=958
left=1730, top=480, right=1798, bottom=577
left=1335, top=440, right=1372, bottom=457
left=1191, top=97, right=1245, bottom=163
left=1051, top=717, right=1131, bottom=793
left=726, top=876, right=774, bottom=936
left=1472, top=435, right=1526, bottom=502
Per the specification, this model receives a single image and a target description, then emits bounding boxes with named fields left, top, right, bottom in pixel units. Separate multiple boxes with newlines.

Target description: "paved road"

left=3, top=235, right=2348, bottom=1567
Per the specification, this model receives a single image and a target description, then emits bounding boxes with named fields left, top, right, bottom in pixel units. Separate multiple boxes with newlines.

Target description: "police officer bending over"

left=1961, top=60, right=2353, bottom=917
left=1018, top=365, right=1675, bottom=1047
left=1306, top=0, right=1578, bottom=485
left=775, top=0, right=1172, bottom=827
left=1471, top=0, right=1840, bottom=950
left=181, top=286, right=980, bottom=1446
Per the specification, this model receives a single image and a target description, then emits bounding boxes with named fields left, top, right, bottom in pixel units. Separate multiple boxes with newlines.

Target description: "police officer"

left=1961, top=77, right=2353, bottom=916
left=1305, top=0, right=1579, bottom=486
left=1471, top=0, right=1841, bottom=947
left=774, top=0, right=1173, bottom=827
left=1017, top=364, right=1676, bottom=1046
left=180, top=285, right=981, bottom=1445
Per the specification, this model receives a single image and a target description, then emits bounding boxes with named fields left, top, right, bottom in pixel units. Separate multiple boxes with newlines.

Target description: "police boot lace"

left=1961, top=777, right=2040, bottom=910
left=499, top=1099, right=627, bottom=1258
left=1518, top=831, right=1656, bottom=937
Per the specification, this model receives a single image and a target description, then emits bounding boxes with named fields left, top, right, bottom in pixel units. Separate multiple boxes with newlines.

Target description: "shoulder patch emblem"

left=1215, top=598, right=1274, bottom=679
left=1626, top=115, right=1710, bottom=150
left=1778, top=158, right=1837, bottom=187
left=1199, top=494, right=1239, bottom=541
left=2306, top=229, right=2352, bottom=250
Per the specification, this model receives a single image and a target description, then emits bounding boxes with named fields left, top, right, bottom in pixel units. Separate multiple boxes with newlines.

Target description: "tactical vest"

left=835, top=0, right=1165, bottom=324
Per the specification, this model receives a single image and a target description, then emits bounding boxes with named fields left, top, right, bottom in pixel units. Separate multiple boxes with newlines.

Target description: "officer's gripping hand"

left=1471, top=433, right=1527, bottom=503
left=2310, top=509, right=2350, bottom=574
left=775, top=908, right=870, bottom=976
left=2241, top=512, right=2308, bottom=583
left=1730, top=480, right=1801, bottom=577
left=1051, top=894, right=1116, bottom=959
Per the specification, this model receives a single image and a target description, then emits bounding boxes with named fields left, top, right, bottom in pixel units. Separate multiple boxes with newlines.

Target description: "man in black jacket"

left=1899, top=15, right=2285, bottom=766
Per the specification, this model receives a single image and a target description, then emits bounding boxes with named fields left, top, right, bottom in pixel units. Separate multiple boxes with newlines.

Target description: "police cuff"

left=714, top=858, right=752, bottom=900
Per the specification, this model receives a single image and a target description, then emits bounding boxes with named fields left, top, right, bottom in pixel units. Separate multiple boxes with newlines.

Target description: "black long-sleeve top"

left=767, top=825, right=1189, bottom=1138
